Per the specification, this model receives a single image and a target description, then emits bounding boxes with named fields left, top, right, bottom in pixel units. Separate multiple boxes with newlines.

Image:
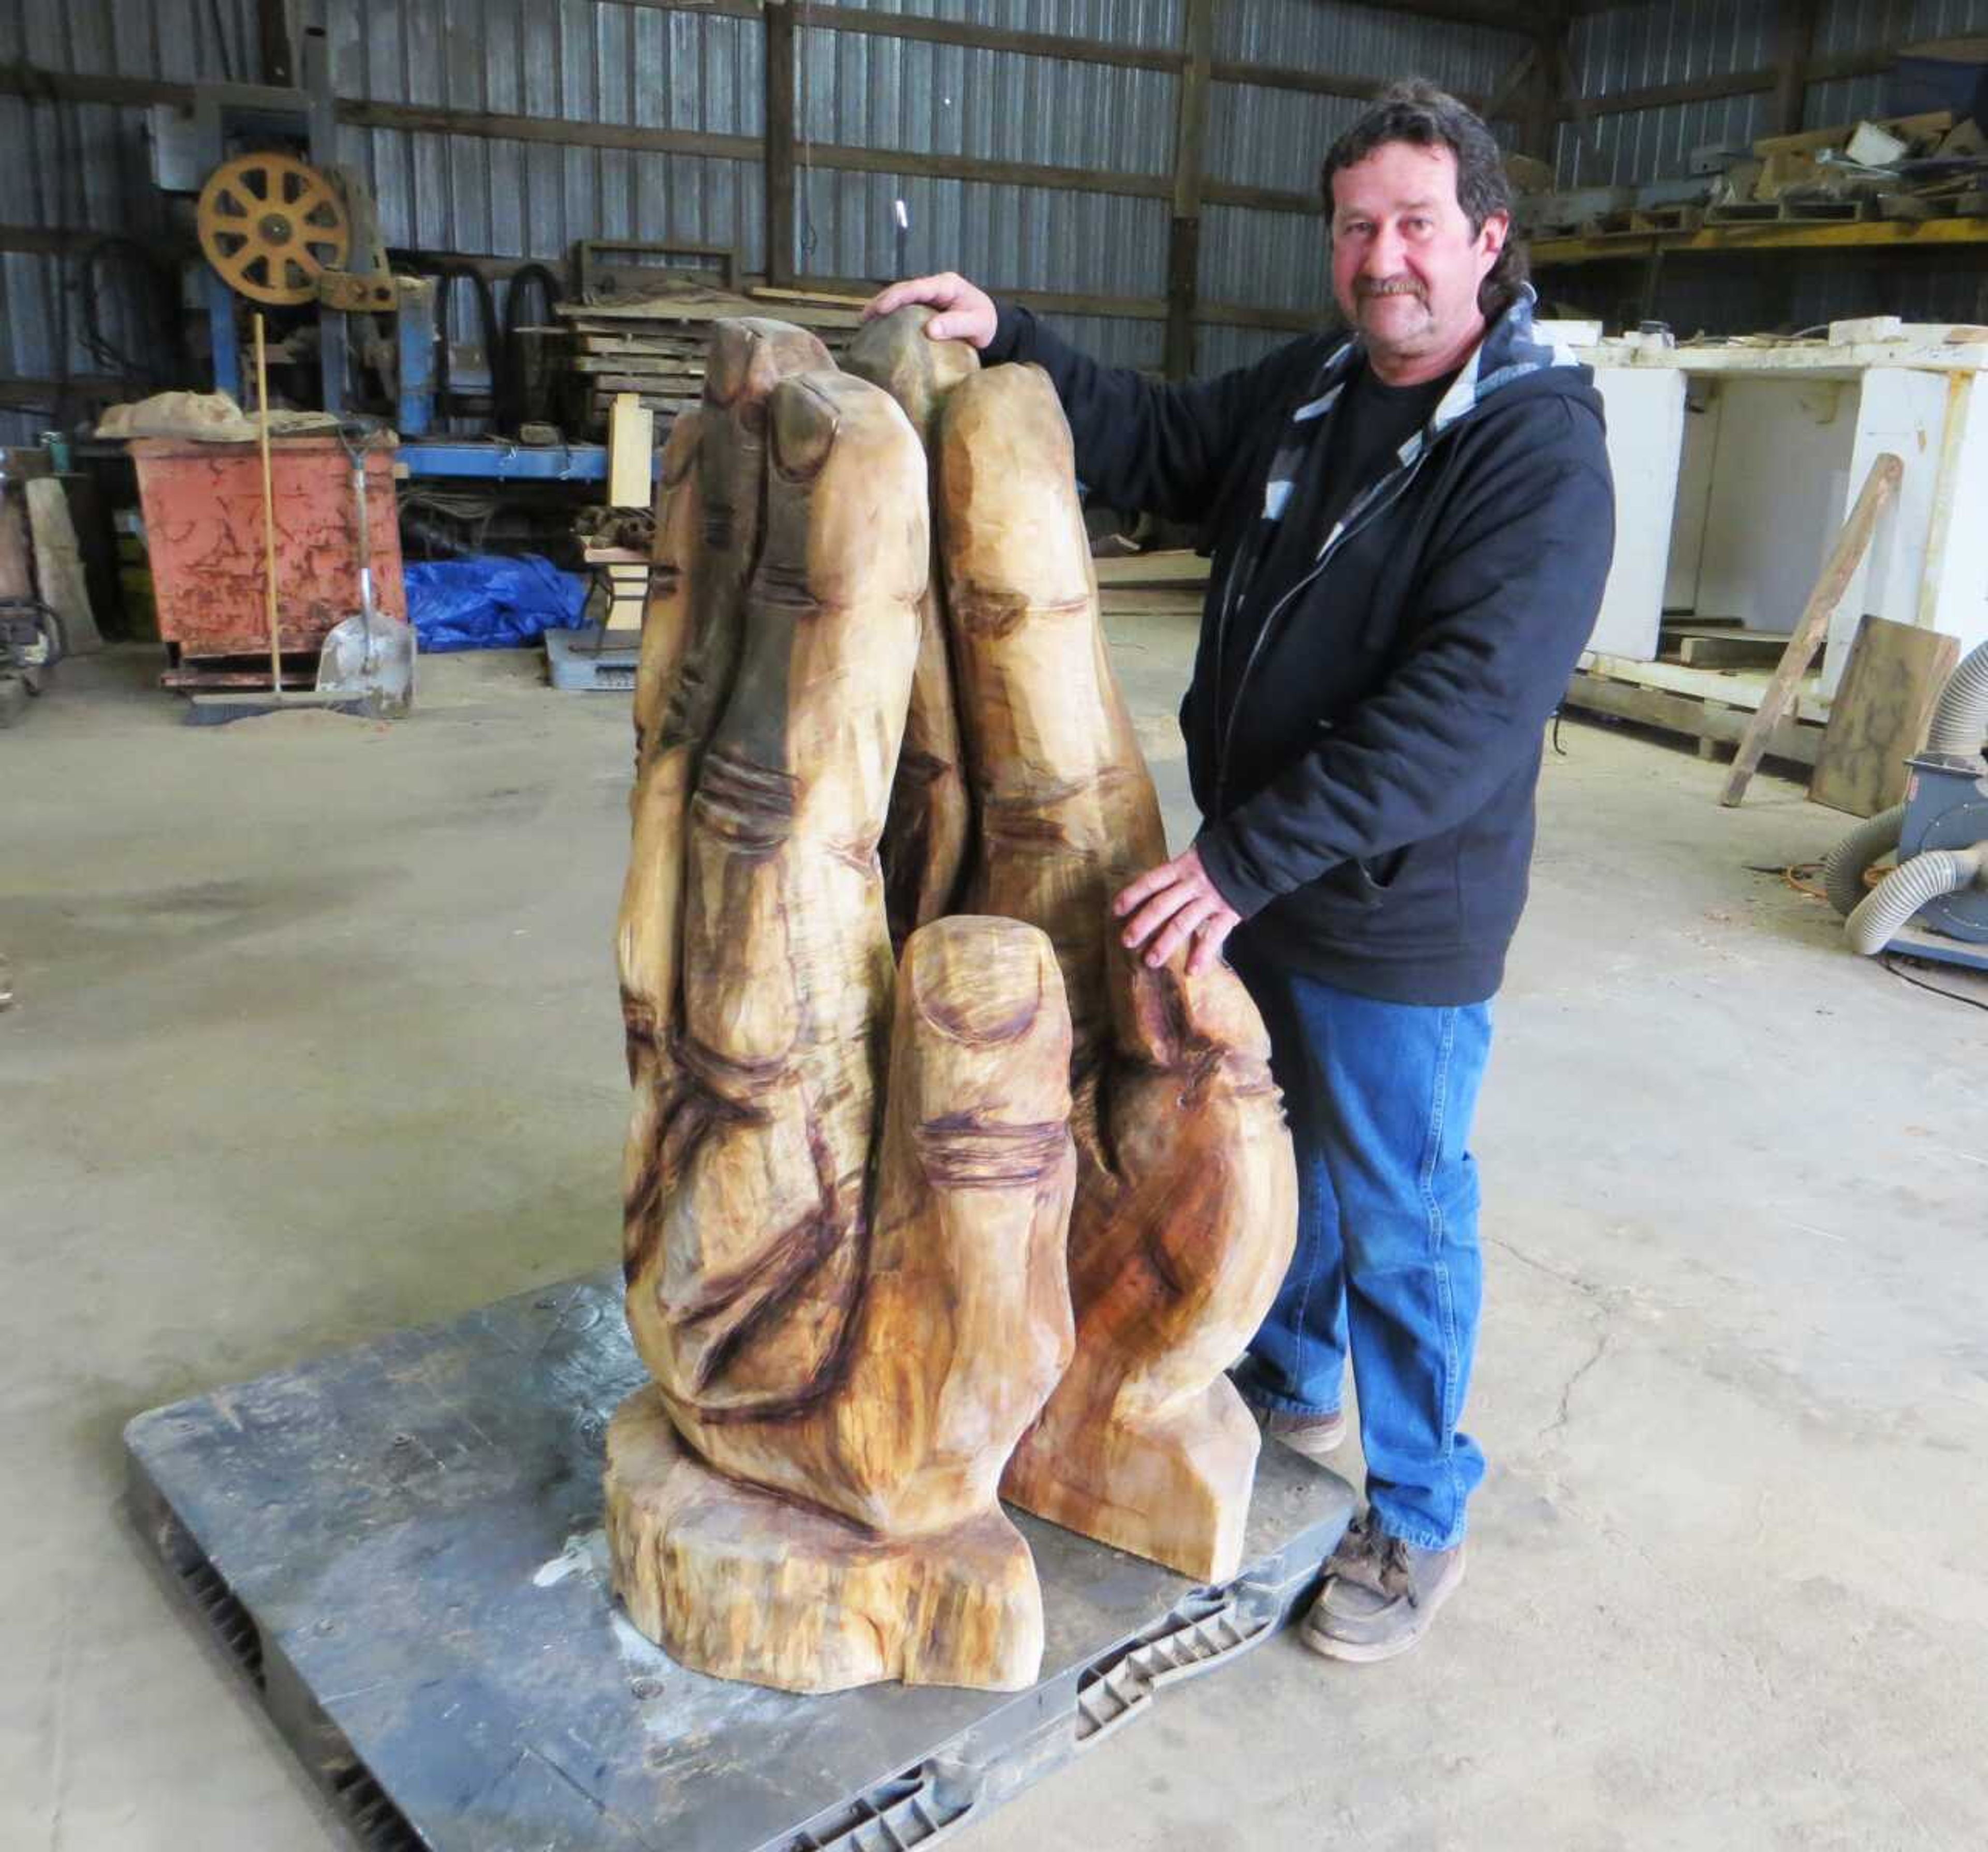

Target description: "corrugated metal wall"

left=1197, top=0, right=1525, bottom=375
left=1, top=0, right=258, bottom=443
left=329, top=0, right=765, bottom=265
left=1807, top=0, right=1988, bottom=127
left=1559, top=0, right=1988, bottom=188
left=1546, top=0, right=1988, bottom=336
left=6, top=0, right=1987, bottom=443
left=1, top=0, right=1517, bottom=432
left=1558, top=0, right=1777, bottom=189
left=793, top=4, right=1178, bottom=369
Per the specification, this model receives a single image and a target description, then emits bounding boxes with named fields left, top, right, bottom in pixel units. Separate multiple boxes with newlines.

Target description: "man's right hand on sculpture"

left=864, top=272, right=999, bottom=349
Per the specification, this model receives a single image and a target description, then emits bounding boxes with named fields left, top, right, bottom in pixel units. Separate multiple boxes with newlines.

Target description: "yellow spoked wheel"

left=196, top=152, right=350, bottom=305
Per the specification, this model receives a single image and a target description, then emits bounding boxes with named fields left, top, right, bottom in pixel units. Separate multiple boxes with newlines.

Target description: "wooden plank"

left=1809, top=615, right=1961, bottom=816
left=1096, top=591, right=1207, bottom=616
left=764, top=0, right=797, bottom=287
left=590, top=387, right=699, bottom=409
left=607, top=395, right=654, bottom=509
left=795, top=0, right=1179, bottom=75
left=569, top=356, right=706, bottom=378
left=749, top=285, right=872, bottom=308
left=1563, top=668, right=1821, bottom=769
left=1560, top=66, right=1772, bottom=119
left=1676, top=631, right=1795, bottom=668
left=25, top=477, right=103, bottom=654
left=1582, top=653, right=1832, bottom=724
left=1721, top=450, right=1902, bottom=806
left=0, top=493, right=32, bottom=601
left=1092, top=550, right=1210, bottom=586
left=338, top=97, right=762, bottom=164
left=559, top=297, right=863, bottom=330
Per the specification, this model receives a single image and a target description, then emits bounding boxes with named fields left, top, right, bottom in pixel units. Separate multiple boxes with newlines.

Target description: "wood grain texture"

left=624, top=367, right=927, bottom=1429
left=844, top=305, right=981, bottom=944
left=608, top=914, right=1076, bottom=1686
left=1809, top=615, right=1960, bottom=816
left=611, top=334, right=1080, bottom=1691
left=937, top=363, right=1298, bottom=1581
left=606, top=1387, right=1045, bottom=1695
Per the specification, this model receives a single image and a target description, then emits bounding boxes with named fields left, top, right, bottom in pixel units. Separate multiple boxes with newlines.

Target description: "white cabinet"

left=1578, top=337, right=1988, bottom=698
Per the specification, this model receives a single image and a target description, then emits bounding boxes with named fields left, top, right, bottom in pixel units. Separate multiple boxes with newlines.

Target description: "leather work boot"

left=1255, top=1404, right=1348, bottom=1464
left=1300, top=1509, right=1465, bottom=1663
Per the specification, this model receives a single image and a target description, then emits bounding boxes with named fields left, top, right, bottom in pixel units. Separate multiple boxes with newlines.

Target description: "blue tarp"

left=403, top=554, right=589, bottom=653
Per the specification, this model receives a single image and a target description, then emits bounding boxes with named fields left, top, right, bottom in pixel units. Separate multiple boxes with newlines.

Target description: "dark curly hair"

left=1319, top=79, right=1528, bottom=322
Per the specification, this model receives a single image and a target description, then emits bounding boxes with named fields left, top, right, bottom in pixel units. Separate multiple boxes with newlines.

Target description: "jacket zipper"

left=1213, top=451, right=1432, bottom=813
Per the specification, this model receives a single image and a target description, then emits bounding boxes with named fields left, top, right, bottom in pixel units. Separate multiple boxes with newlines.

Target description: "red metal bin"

left=130, top=436, right=405, bottom=672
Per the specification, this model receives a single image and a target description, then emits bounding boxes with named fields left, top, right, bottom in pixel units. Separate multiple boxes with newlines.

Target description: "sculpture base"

left=122, top=1268, right=1352, bottom=1852
left=1003, top=1376, right=1262, bottom=1582
left=605, top=1386, right=1043, bottom=1694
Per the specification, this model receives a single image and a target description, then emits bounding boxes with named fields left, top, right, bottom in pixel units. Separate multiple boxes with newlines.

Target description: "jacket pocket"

left=1353, top=845, right=1412, bottom=894
left=1309, top=840, right=1463, bottom=939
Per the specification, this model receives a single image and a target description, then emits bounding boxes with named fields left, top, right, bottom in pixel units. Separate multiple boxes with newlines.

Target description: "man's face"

left=1328, top=140, right=1508, bottom=378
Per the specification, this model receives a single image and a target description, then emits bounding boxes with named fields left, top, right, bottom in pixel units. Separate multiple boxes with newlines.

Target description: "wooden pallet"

left=555, top=286, right=864, bottom=434
left=1874, top=188, right=1988, bottom=221
left=1707, top=197, right=1869, bottom=226
left=1631, top=203, right=1705, bottom=233
left=1565, top=660, right=1824, bottom=769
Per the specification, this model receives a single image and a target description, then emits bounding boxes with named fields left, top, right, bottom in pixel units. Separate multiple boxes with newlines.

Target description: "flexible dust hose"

left=1845, top=842, right=1987, bottom=957
left=1823, top=802, right=1906, bottom=917
left=1927, top=639, right=1988, bottom=756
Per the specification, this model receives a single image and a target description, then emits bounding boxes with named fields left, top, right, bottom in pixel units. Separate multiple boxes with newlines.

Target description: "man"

left=868, top=80, right=1614, bottom=1663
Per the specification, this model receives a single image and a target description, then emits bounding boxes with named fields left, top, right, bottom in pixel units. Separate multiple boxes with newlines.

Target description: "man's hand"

left=864, top=273, right=999, bottom=349
left=1113, top=847, right=1240, bottom=976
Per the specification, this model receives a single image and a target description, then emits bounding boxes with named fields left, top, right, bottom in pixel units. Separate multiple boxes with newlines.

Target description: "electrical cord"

left=1881, top=953, right=1988, bottom=1015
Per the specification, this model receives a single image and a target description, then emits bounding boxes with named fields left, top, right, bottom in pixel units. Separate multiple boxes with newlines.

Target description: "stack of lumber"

left=1707, top=110, right=1983, bottom=225
left=1552, top=109, right=1986, bottom=235
left=553, top=284, right=867, bottom=432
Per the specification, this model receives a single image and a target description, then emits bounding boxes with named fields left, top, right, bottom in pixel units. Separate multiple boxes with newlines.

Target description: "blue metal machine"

left=164, top=45, right=617, bottom=481
left=1828, top=642, right=1988, bottom=975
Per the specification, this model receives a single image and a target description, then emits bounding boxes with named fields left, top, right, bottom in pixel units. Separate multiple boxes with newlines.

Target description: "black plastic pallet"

left=546, top=625, right=640, bottom=691
left=126, top=1270, right=1353, bottom=1852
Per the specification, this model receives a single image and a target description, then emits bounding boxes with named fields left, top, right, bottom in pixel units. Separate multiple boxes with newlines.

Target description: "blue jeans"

left=1229, top=950, right=1492, bottom=1551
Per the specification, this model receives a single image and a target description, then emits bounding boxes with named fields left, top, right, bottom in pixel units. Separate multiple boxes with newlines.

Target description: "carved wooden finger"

left=618, top=412, right=705, bottom=1277
left=623, top=369, right=925, bottom=1427
left=607, top=914, right=1077, bottom=1691
left=630, top=409, right=703, bottom=769
left=617, top=324, right=823, bottom=1289
left=937, top=363, right=1166, bottom=1077
left=664, top=318, right=830, bottom=773
left=937, top=363, right=1298, bottom=1581
left=845, top=305, right=980, bottom=943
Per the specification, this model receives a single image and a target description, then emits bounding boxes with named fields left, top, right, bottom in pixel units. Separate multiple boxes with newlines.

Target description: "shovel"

left=317, top=424, right=416, bottom=713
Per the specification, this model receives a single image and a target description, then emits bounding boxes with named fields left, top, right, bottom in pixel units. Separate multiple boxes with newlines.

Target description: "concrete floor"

left=6, top=625, right=1987, bottom=1850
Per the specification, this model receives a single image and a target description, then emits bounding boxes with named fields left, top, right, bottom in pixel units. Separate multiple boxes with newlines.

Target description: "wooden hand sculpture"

left=607, top=321, right=1078, bottom=1695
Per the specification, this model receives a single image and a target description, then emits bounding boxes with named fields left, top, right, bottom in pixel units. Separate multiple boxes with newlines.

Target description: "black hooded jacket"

left=981, top=287, right=1616, bottom=1006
